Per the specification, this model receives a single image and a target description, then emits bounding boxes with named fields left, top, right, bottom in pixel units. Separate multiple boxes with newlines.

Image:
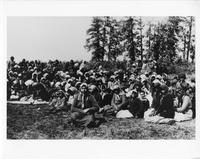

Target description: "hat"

left=132, top=89, right=138, bottom=94
left=75, top=81, right=81, bottom=88
left=65, top=75, right=70, bottom=79
left=126, top=89, right=137, bottom=97
left=55, top=82, right=61, bottom=88
left=156, top=75, right=162, bottom=80
left=74, top=63, right=79, bottom=67
left=153, top=82, right=161, bottom=88
left=171, top=79, right=178, bottom=85
left=25, top=79, right=34, bottom=86
left=67, top=79, right=73, bottom=83
left=129, top=74, right=135, bottom=80
left=140, top=74, right=146, bottom=79
left=14, top=65, right=20, bottom=68
left=77, top=70, right=83, bottom=76
left=40, top=77, right=46, bottom=82
left=90, top=75, right=95, bottom=79
left=89, top=85, right=96, bottom=91
left=132, top=63, right=136, bottom=67
left=80, top=83, right=88, bottom=88
left=68, top=87, right=77, bottom=94
left=153, top=79, right=161, bottom=84
left=13, top=80, right=18, bottom=85
left=181, top=82, right=188, bottom=90
left=110, top=75, right=116, bottom=79
left=113, top=85, right=120, bottom=91
left=43, top=73, right=49, bottom=78
left=178, top=73, right=186, bottom=79
left=160, top=84, right=168, bottom=92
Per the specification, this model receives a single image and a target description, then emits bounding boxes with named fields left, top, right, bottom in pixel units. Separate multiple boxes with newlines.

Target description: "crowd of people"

left=7, top=56, right=196, bottom=127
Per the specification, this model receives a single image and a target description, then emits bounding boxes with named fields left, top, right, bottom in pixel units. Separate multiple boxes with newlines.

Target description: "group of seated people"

left=7, top=56, right=196, bottom=127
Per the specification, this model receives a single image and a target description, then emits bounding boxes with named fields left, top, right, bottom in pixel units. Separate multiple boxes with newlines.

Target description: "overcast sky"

left=7, top=16, right=168, bottom=62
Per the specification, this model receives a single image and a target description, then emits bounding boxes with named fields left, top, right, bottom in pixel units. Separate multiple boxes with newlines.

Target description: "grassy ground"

left=7, top=103, right=195, bottom=139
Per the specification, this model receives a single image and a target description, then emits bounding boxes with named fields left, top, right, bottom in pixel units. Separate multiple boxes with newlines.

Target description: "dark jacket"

left=102, top=93, right=113, bottom=107
left=120, top=97, right=144, bottom=118
left=71, top=92, right=99, bottom=114
left=157, top=94, right=175, bottom=118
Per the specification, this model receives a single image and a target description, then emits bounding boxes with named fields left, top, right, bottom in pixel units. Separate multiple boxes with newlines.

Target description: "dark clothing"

left=157, top=94, right=175, bottom=118
left=92, top=92, right=103, bottom=107
left=71, top=92, right=99, bottom=127
left=128, top=98, right=144, bottom=118
left=32, top=82, right=49, bottom=101
left=102, top=93, right=112, bottom=107
left=192, top=95, right=195, bottom=119
left=71, top=112, right=94, bottom=127
left=141, top=99, right=150, bottom=113
left=151, top=92, right=161, bottom=111
left=121, top=97, right=144, bottom=118
left=71, top=93, right=99, bottom=113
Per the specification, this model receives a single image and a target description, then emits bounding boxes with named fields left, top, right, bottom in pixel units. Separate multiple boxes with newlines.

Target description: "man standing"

left=8, top=56, right=16, bottom=70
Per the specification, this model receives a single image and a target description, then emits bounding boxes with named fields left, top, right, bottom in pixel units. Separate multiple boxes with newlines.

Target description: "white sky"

left=7, top=16, right=168, bottom=62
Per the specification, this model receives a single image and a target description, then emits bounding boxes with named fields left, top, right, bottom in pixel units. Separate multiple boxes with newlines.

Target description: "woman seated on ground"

left=174, top=87, right=193, bottom=122
left=49, top=89, right=68, bottom=113
left=101, top=88, right=113, bottom=107
left=110, top=85, right=126, bottom=113
left=156, top=84, right=175, bottom=118
left=71, top=83, right=100, bottom=128
left=139, top=90, right=150, bottom=117
left=89, top=85, right=103, bottom=107
left=66, top=86, right=78, bottom=110
left=31, top=80, right=49, bottom=101
left=151, top=82, right=161, bottom=112
left=144, top=84, right=176, bottom=124
left=115, top=89, right=144, bottom=118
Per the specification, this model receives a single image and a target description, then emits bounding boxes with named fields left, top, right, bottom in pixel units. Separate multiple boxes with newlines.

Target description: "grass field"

left=7, top=103, right=195, bottom=139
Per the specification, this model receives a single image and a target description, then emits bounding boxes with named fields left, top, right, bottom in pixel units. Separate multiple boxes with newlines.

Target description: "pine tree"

left=104, top=17, right=123, bottom=61
left=121, top=17, right=140, bottom=62
left=85, top=17, right=106, bottom=61
left=137, top=17, right=145, bottom=62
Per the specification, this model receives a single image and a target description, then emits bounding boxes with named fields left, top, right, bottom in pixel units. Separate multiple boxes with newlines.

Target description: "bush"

left=156, top=57, right=195, bottom=75
left=85, top=60, right=127, bottom=72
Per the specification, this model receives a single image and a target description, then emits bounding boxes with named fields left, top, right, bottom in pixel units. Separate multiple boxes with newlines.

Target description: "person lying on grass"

left=71, top=83, right=100, bottom=128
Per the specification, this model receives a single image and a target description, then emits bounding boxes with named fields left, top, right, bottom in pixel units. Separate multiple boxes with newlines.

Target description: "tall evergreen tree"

left=121, top=17, right=140, bottom=62
left=85, top=17, right=106, bottom=61
left=137, top=17, right=145, bottom=62
left=104, top=17, right=123, bottom=61
left=145, top=23, right=154, bottom=60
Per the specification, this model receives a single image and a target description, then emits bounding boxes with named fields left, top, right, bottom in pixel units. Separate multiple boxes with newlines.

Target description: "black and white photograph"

left=6, top=16, right=196, bottom=140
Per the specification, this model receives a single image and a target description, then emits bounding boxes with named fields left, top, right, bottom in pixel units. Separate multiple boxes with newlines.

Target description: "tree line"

left=85, top=16, right=195, bottom=64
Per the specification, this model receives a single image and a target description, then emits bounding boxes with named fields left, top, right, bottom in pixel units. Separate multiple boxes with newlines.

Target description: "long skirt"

left=71, top=112, right=95, bottom=127
left=174, top=109, right=193, bottom=122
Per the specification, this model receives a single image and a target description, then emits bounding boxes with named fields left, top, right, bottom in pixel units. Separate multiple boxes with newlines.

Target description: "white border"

left=1, top=1, right=200, bottom=159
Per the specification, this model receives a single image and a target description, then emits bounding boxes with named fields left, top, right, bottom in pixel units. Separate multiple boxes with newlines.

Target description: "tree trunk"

left=103, top=26, right=107, bottom=61
left=140, top=28, right=143, bottom=62
left=186, top=17, right=192, bottom=61
left=108, top=36, right=111, bottom=61
left=183, top=35, right=186, bottom=59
